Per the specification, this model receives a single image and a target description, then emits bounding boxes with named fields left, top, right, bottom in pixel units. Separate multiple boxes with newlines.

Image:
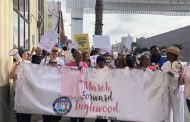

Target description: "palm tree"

left=95, top=0, right=103, bottom=35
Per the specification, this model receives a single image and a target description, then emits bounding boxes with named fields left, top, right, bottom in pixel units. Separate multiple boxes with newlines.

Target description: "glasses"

left=105, top=62, right=110, bottom=64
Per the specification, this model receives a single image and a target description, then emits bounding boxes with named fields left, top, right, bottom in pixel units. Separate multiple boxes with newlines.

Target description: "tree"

left=95, top=0, right=103, bottom=35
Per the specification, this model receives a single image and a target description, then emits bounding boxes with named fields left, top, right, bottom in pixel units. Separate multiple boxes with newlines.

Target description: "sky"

left=50, top=0, right=190, bottom=45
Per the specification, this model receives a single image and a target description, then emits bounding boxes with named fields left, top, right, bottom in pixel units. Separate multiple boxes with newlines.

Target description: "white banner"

left=15, top=63, right=169, bottom=121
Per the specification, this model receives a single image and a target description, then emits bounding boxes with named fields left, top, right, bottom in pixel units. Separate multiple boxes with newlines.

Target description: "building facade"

left=136, top=26, right=190, bottom=62
left=0, top=0, right=48, bottom=121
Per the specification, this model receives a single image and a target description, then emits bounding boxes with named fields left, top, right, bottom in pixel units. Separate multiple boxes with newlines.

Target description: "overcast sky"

left=53, top=0, right=190, bottom=45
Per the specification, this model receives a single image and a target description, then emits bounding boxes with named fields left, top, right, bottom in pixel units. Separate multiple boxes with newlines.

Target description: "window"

left=20, top=18, right=24, bottom=47
left=25, top=0, right=29, bottom=19
left=19, top=0, right=24, bottom=15
left=25, top=21, right=29, bottom=47
left=13, top=11, right=18, bottom=48
left=38, top=0, right=44, bottom=42
left=13, top=0, right=19, bottom=10
left=13, top=0, right=29, bottom=49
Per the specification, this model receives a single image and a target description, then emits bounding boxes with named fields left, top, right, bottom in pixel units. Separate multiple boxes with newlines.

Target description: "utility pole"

left=57, top=1, right=66, bottom=44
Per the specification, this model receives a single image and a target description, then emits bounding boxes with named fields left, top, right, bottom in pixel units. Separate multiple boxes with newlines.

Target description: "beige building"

left=0, top=0, right=48, bottom=121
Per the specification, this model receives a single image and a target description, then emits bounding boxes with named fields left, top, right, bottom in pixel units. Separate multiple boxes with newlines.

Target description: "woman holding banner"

left=138, top=54, right=157, bottom=71
left=40, top=46, right=63, bottom=122
left=66, top=48, right=87, bottom=122
left=10, top=47, right=31, bottom=122
left=82, top=52, right=90, bottom=67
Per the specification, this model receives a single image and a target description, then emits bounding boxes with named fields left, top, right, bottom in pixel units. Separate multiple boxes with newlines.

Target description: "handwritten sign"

left=100, top=48, right=112, bottom=54
left=90, top=55, right=99, bottom=67
left=74, top=34, right=90, bottom=52
left=93, top=35, right=111, bottom=49
left=38, top=30, right=59, bottom=53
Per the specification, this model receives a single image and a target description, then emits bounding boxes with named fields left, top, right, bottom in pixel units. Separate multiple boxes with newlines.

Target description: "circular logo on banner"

left=52, top=97, right=72, bottom=115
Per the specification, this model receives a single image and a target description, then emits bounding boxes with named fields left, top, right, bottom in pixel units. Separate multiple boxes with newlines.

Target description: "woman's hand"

left=9, top=62, right=19, bottom=79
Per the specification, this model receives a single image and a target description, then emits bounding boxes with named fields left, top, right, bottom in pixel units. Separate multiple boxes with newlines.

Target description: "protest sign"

left=38, top=30, right=59, bottom=53
left=74, top=34, right=90, bottom=52
left=100, top=48, right=112, bottom=54
left=93, top=35, right=111, bottom=49
left=90, top=55, right=99, bottom=67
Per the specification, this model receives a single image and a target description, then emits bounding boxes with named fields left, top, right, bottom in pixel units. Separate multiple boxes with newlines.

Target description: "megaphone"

left=171, top=61, right=182, bottom=72
left=9, top=48, right=22, bottom=62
